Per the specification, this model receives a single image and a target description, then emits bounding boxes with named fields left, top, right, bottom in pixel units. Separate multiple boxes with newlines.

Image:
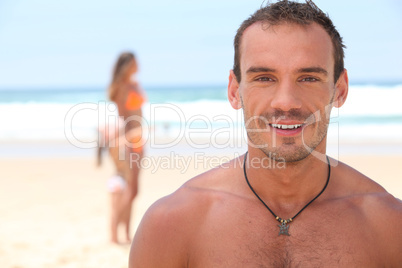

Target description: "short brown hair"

left=233, top=0, right=345, bottom=83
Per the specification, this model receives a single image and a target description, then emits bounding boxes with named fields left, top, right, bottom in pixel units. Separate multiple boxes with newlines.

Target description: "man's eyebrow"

left=297, top=67, right=328, bottom=76
left=246, top=67, right=276, bottom=74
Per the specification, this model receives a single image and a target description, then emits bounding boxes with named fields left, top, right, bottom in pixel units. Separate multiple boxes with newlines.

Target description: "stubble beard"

left=242, top=106, right=330, bottom=163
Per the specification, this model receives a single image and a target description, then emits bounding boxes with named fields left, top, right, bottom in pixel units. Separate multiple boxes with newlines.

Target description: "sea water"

left=0, top=84, right=401, bottom=156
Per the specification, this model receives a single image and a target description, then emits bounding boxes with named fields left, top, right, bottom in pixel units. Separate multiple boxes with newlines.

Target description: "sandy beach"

left=1, top=141, right=401, bottom=268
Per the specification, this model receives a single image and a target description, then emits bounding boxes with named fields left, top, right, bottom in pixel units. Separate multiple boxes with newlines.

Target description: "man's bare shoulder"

left=138, top=161, right=238, bottom=223
left=331, top=160, right=402, bottom=255
left=129, top=156, right=245, bottom=267
left=137, top=156, right=244, bottom=225
left=332, top=159, right=401, bottom=208
left=333, top=159, right=399, bottom=196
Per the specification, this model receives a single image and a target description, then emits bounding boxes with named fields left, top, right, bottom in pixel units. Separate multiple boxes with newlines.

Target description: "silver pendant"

left=278, top=221, right=290, bottom=236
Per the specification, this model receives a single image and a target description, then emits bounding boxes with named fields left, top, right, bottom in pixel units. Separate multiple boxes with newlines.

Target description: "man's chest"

left=189, top=205, right=379, bottom=267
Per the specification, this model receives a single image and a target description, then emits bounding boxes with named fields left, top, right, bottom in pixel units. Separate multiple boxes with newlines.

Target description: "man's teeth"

left=271, top=124, right=302, bottom=130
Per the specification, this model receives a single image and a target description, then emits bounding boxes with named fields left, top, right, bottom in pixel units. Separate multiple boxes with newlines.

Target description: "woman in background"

left=102, top=52, right=146, bottom=244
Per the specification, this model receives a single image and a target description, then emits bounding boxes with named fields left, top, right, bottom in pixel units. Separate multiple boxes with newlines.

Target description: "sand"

left=0, top=145, right=401, bottom=268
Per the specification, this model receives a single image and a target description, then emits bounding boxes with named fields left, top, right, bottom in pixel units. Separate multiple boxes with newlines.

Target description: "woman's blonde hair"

left=109, top=52, right=136, bottom=101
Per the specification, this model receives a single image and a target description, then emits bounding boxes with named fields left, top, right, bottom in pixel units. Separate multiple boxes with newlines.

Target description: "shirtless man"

left=129, top=1, right=402, bottom=267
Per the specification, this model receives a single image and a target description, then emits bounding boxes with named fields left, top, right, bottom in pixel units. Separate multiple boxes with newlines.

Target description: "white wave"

left=0, top=85, right=401, bottom=142
left=338, top=84, right=402, bottom=117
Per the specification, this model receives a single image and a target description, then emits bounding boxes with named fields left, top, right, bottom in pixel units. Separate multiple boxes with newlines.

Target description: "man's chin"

left=261, top=146, right=313, bottom=163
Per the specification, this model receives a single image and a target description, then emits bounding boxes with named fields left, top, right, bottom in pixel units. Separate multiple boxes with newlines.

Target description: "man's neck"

left=244, top=148, right=330, bottom=217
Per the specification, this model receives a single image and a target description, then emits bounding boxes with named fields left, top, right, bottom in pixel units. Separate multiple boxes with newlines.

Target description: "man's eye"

left=301, top=77, right=319, bottom=82
left=257, top=77, right=273, bottom=82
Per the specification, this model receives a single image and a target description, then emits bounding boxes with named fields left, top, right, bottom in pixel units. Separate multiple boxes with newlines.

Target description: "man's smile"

left=270, top=123, right=303, bottom=130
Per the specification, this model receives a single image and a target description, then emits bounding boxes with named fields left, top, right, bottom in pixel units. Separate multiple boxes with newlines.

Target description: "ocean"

left=0, top=84, right=401, bottom=156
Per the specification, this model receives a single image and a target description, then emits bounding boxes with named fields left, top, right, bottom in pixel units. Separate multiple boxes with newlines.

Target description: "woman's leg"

left=121, top=148, right=143, bottom=242
left=110, top=190, right=123, bottom=243
left=108, top=141, right=127, bottom=243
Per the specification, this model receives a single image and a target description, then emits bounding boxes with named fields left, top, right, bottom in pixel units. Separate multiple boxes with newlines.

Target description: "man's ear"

left=228, top=70, right=242, bottom=109
left=333, top=69, right=349, bottom=108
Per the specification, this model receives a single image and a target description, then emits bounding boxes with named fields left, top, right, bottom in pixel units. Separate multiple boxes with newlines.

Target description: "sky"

left=0, top=0, right=401, bottom=89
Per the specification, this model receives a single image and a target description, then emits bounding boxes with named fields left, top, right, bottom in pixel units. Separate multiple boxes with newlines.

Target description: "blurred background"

left=0, top=0, right=401, bottom=156
left=0, top=1, right=401, bottom=267
left=1, top=0, right=402, bottom=150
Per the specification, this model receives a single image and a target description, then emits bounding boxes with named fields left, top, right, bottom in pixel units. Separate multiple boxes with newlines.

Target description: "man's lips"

left=267, top=121, right=305, bottom=136
left=270, top=123, right=303, bottom=130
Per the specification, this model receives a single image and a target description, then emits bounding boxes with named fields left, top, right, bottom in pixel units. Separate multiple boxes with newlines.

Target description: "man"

left=129, top=1, right=402, bottom=267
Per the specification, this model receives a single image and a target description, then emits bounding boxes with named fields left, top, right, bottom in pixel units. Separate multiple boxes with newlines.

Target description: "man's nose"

left=270, top=81, right=302, bottom=111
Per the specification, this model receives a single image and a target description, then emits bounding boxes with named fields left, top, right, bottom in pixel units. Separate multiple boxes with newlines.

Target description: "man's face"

left=230, top=22, right=345, bottom=162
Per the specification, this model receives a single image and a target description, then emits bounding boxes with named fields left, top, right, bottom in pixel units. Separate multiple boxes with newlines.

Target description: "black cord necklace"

left=243, top=152, right=331, bottom=236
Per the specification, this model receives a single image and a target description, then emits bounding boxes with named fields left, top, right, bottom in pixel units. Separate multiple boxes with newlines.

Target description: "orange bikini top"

left=125, top=91, right=145, bottom=110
